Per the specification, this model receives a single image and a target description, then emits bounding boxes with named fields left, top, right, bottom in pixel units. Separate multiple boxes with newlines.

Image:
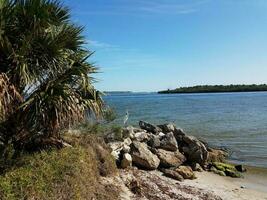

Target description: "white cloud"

left=88, top=40, right=121, bottom=51
left=77, top=0, right=210, bottom=16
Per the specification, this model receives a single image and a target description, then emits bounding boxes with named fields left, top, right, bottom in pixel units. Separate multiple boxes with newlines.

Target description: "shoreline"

left=112, top=166, right=267, bottom=200
left=232, top=164, right=267, bottom=193
left=181, top=162, right=267, bottom=199
left=107, top=121, right=267, bottom=199
left=183, top=169, right=267, bottom=200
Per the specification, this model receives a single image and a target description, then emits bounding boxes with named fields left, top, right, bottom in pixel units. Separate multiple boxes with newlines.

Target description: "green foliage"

left=159, top=84, right=267, bottom=94
left=76, top=122, right=123, bottom=140
left=0, top=0, right=103, bottom=153
left=103, top=107, right=117, bottom=123
left=0, top=134, right=118, bottom=200
left=110, top=124, right=123, bottom=141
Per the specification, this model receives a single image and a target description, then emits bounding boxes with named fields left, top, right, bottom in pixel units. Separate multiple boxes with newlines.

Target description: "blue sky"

left=64, top=0, right=267, bottom=92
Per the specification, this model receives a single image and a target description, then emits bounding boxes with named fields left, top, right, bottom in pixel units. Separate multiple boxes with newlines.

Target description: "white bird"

left=123, top=110, right=129, bottom=126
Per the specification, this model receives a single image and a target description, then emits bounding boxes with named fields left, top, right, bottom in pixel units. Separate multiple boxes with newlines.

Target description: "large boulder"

left=130, top=141, right=160, bottom=170
left=158, top=123, right=186, bottom=142
left=159, top=132, right=178, bottom=152
left=147, top=135, right=161, bottom=148
left=207, top=148, right=228, bottom=163
left=175, top=166, right=196, bottom=180
left=139, top=121, right=162, bottom=134
left=155, top=149, right=186, bottom=168
left=133, top=131, right=151, bottom=142
left=158, top=123, right=177, bottom=133
left=180, top=135, right=208, bottom=166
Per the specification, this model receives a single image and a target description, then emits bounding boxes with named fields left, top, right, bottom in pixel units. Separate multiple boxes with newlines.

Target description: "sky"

left=63, top=0, right=267, bottom=92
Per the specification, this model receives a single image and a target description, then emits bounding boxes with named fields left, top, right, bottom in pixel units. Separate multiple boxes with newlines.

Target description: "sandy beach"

left=183, top=167, right=267, bottom=200
left=100, top=165, right=267, bottom=200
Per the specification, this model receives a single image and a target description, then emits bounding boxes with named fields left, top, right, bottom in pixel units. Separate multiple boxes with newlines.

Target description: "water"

left=104, top=92, right=267, bottom=168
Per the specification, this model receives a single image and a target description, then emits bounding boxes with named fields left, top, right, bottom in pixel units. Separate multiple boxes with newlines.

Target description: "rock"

left=175, top=166, right=196, bottom=180
left=158, top=123, right=177, bottom=133
left=121, top=153, right=132, bottom=169
left=160, top=168, right=184, bottom=181
left=225, top=169, right=243, bottom=178
left=122, top=144, right=131, bottom=153
left=173, top=128, right=186, bottom=144
left=235, top=165, right=247, bottom=173
left=111, top=150, right=120, bottom=162
left=123, top=137, right=132, bottom=146
left=133, top=131, right=150, bottom=142
left=108, top=142, right=124, bottom=161
left=211, top=162, right=243, bottom=178
left=130, top=141, right=160, bottom=170
left=209, top=166, right=217, bottom=172
left=108, top=138, right=131, bottom=164
left=123, top=126, right=146, bottom=140
left=191, top=163, right=203, bottom=172
left=207, top=148, right=228, bottom=163
left=159, top=132, right=178, bottom=152
left=129, top=133, right=135, bottom=140
left=158, top=132, right=165, bottom=138
left=212, top=162, right=235, bottom=171
left=158, top=123, right=186, bottom=143
left=217, top=170, right=226, bottom=177
left=155, top=149, right=186, bottom=168
left=181, top=135, right=208, bottom=166
left=122, top=126, right=135, bottom=138
left=133, top=127, right=147, bottom=133
left=210, top=166, right=226, bottom=176
left=139, top=121, right=162, bottom=134
left=147, top=135, right=161, bottom=148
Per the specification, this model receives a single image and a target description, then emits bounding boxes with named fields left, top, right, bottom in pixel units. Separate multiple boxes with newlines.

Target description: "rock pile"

left=107, top=121, right=245, bottom=181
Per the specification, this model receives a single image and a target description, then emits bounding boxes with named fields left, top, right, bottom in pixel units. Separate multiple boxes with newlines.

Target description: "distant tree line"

left=158, top=84, right=267, bottom=94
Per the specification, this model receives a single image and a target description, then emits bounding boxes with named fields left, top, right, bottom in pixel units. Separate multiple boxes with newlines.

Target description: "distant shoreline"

left=158, top=84, right=267, bottom=94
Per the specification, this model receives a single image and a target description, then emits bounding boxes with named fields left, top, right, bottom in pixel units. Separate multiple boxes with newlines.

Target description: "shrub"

left=0, top=134, right=118, bottom=200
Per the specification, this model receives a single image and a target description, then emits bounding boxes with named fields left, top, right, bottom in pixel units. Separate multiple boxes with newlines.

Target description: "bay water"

left=104, top=92, right=267, bottom=168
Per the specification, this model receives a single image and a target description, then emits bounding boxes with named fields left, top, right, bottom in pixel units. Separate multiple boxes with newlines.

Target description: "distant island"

left=104, top=91, right=132, bottom=94
left=158, top=84, right=267, bottom=94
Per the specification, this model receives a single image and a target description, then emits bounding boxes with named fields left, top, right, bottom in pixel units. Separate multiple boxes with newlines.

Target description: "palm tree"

left=0, top=0, right=103, bottom=154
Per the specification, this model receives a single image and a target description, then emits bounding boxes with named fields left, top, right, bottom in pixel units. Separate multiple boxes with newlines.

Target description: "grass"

left=76, top=122, right=124, bottom=141
left=0, top=133, right=119, bottom=200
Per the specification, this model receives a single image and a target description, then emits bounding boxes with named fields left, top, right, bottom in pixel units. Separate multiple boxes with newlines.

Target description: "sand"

left=102, top=166, right=267, bottom=200
left=183, top=168, right=267, bottom=200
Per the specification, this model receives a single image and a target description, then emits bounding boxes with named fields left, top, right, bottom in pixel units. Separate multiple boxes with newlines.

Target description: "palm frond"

left=0, top=73, right=23, bottom=122
left=0, top=0, right=104, bottom=150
